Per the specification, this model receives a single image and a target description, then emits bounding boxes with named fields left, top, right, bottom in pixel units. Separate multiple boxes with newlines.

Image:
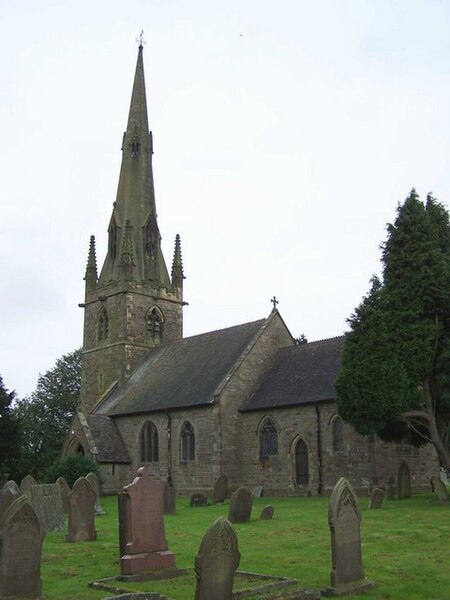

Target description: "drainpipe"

left=315, top=404, right=323, bottom=495
left=167, top=413, right=172, bottom=485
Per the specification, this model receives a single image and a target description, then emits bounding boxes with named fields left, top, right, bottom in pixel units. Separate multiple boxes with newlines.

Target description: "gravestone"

left=194, top=517, right=240, bottom=600
left=431, top=476, right=449, bottom=502
left=397, top=462, right=411, bottom=499
left=385, top=477, right=396, bottom=500
left=250, top=485, right=263, bottom=498
left=212, top=474, right=228, bottom=503
left=57, top=476, right=71, bottom=514
left=163, top=482, right=176, bottom=515
left=0, top=480, right=20, bottom=523
left=260, top=505, right=274, bottom=520
left=66, top=477, right=97, bottom=542
left=228, top=487, right=253, bottom=523
left=31, top=483, right=65, bottom=532
left=20, top=474, right=37, bottom=497
left=86, top=471, right=106, bottom=515
left=190, top=493, right=209, bottom=507
left=368, top=487, right=385, bottom=509
left=327, top=477, right=374, bottom=595
left=0, top=495, right=44, bottom=598
left=439, top=467, right=449, bottom=486
left=119, top=467, right=176, bottom=576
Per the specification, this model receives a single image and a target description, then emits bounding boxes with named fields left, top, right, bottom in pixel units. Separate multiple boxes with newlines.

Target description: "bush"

left=43, top=454, right=99, bottom=487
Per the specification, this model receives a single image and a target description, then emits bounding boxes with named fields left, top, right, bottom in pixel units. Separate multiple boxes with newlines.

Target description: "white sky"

left=1, top=0, right=450, bottom=398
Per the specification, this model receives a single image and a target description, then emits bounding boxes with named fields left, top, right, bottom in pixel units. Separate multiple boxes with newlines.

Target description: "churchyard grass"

left=40, top=491, right=450, bottom=600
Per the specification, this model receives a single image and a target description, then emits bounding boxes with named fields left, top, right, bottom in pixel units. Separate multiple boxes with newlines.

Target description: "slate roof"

left=85, top=414, right=131, bottom=463
left=96, top=319, right=267, bottom=417
left=241, top=336, right=344, bottom=411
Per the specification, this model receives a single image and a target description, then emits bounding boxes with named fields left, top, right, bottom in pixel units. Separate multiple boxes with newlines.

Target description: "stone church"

left=63, top=45, right=438, bottom=496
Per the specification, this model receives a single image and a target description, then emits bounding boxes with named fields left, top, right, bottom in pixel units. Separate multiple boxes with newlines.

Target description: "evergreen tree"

left=14, top=348, right=81, bottom=479
left=0, top=376, right=21, bottom=477
left=337, top=190, right=450, bottom=469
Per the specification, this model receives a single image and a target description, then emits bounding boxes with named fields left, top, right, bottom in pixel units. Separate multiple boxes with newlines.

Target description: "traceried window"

left=98, top=308, right=109, bottom=343
left=259, top=418, right=278, bottom=460
left=140, top=421, right=159, bottom=462
left=180, top=421, right=195, bottom=463
left=146, top=307, right=163, bottom=342
left=332, top=416, right=344, bottom=452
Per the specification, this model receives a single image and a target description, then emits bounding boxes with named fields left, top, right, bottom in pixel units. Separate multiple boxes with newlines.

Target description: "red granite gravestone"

left=119, top=467, right=176, bottom=576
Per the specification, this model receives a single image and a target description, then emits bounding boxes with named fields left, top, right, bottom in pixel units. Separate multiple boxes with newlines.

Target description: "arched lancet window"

left=332, top=416, right=344, bottom=452
left=140, top=421, right=159, bottom=462
left=146, top=307, right=163, bottom=343
left=295, top=439, right=309, bottom=485
left=98, top=308, right=109, bottom=343
left=180, top=421, right=195, bottom=463
left=259, top=418, right=278, bottom=460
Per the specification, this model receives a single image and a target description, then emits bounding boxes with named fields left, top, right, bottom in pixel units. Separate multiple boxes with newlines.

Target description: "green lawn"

left=40, top=492, right=450, bottom=599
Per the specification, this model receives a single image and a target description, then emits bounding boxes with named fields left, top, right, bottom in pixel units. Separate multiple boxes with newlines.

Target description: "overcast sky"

left=1, top=0, right=450, bottom=398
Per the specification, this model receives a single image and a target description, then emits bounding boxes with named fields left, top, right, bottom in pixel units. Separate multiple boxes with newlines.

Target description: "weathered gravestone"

left=385, top=477, right=396, bottom=500
left=212, top=474, right=228, bottom=504
left=368, top=487, right=385, bottom=509
left=31, top=483, right=64, bottom=532
left=190, top=493, right=208, bottom=507
left=56, top=476, right=71, bottom=514
left=250, top=485, right=263, bottom=498
left=66, top=477, right=97, bottom=542
left=440, top=467, right=449, bottom=486
left=431, top=476, right=449, bottom=502
left=0, top=495, right=44, bottom=599
left=20, top=474, right=37, bottom=497
left=194, top=517, right=240, bottom=600
left=163, top=482, right=176, bottom=515
left=327, top=477, right=374, bottom=595
left=86, top=471, right=106, bottom=515
left=260, top=505, right=274, bottom=520
left=118, top=467, right=176, bottom=576
left=0, top=480, right=20, bottom=522
left=397, top=462, right=411, bottom=499
left=228, top=486, right=253, bottom=523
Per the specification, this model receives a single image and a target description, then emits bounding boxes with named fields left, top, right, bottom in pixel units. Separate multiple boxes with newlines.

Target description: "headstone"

left=0, top=495, right=44, bottom=598
left=119, top=467, right=176, bottom=576
left=397, top=462, right=411, bottom=499
left=431, top=476, right=449, bottom=502
left=327, top=477, right=374, bottom=595
left=20, top=474, right=37, bottom=497
left=31, top=483, right=65, bottom=532
left=250, top=485, right=263, bottom=498
left=368, top=487, right=385, bottom=509
left=212, top=474, right=228, bottom=504
left=385, top=477, right=396, bottom=500
left=260, top=505, right=274, bottom=520
left=86, top=471, right=106, bottom=515
left=194, top=517, right=240, bottom=600
left=66, top=477, right=97, bottom=542
left=439, top=467, right=449, bottom=486
left=57, top=476, right=71, bottom=514
left=190, top=493, right=209, bottom=507
left=228, top=487, right=253, bottom=523
left=0, top=480, right=20, bottom=522
left=163, top=482, right=176, bottom=515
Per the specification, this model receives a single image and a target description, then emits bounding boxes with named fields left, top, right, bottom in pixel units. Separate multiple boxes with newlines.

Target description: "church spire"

left=98, top=43, right=170, bottom=287
left=84, top=235, right=98, bottom=293
left=171, top=234, right=184, bottom=290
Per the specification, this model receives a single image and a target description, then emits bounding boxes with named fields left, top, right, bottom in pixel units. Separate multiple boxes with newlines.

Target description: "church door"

left=295, top=439, right=309, bottom=485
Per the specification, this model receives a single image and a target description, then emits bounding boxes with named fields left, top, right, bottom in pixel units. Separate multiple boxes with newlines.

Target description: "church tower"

left=80, top=44, right=184, bottom=413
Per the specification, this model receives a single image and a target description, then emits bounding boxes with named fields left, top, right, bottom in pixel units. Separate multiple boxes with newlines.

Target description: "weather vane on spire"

left=136, top=30, right=146, bottom=47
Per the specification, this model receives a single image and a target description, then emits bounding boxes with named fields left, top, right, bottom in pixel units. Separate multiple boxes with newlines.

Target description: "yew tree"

left=336, top=190, right=450, bottom=470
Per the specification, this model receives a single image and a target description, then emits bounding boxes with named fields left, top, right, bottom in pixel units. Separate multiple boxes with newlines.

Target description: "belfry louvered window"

left=140, top=421, right=159, bottom=462
left=180, top=421, right=195, bottom=463
left=259, top=418, right=278, bottom=460
left=146, top=307, right=163, bottom=342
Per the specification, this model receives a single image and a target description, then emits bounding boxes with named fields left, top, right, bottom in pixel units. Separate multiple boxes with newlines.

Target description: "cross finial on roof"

left=271, top=296, right=279, bottom=310
left=136, top=30, right=146, bottom=47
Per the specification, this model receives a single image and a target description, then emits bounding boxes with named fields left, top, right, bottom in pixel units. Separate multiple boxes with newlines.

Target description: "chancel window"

left=332, top=416, right=344, bottom=452
left=140, top=421, right=159, bottom=462
left=295, top=439, right=309, bottom=485
left=259, top=418, right=278, bottom=460
left=146, top=307, right=163, bottom=342
left=98, top=308, right=109, bottom=343
left=180, top=421, right=195, bottom=463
